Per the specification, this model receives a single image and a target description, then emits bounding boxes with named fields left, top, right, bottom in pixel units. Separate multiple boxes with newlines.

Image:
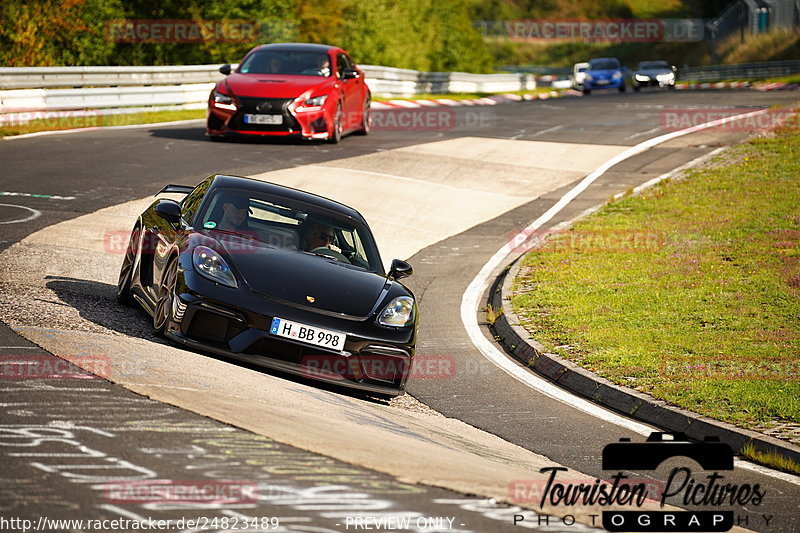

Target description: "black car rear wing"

left=156, top=184, right=194, bottom=196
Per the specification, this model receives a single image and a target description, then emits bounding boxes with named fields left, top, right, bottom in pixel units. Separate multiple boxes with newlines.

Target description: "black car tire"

left=153, top=257, right=178, bottom=336
left=117, top=226, right=140, bottom=305
left=633, top=83, right=640, bottom=92
left=583, top=87, right=591, bottom=95
left=329, top=103, right=342, bottom=144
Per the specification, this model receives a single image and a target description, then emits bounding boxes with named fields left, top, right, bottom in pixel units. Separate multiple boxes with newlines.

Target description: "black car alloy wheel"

left=117, top=226, right=140, bottom=305
left=153, top=257, right=178, bottom=335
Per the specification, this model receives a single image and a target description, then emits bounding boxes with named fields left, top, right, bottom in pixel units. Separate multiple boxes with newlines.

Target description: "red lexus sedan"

left=207, top=43, right=371, bottom=143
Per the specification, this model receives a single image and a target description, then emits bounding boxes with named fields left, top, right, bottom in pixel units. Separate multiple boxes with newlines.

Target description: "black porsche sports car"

left=117, top=174, right=417, bottom=396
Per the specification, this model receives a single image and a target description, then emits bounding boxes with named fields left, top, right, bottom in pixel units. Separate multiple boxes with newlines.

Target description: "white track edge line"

left=460, top=109, right=800, bottom=484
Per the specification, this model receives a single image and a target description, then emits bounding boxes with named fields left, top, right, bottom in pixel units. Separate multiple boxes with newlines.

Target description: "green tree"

left=0, top=0, right=124, bottom=66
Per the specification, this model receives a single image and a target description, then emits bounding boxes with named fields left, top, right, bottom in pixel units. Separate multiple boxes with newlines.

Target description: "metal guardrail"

left=0, top=64, right=536, bottom=120
left=0, top=65, right=228, bottom=90
left=677, top=59, right=800, bottom=82
left=501, top=60, right=800, bottom=84
left=0, top=59, right=795, bottom=121
left=361, top=65, right=534, bottom=96
left=2, top=84, right=215, bottom=112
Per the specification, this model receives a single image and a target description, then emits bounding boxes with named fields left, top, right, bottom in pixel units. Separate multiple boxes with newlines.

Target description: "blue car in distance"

left=582, top=57, right=626, bottom=95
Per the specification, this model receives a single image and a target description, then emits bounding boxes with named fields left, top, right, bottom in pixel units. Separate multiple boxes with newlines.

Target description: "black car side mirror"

left=388, top=259, right=412, bottom=280
left=154, top=199, right=182, bottom=225
left=219, top=64, right=232, bottom=75
left=342, top=68, right=360, bottom=80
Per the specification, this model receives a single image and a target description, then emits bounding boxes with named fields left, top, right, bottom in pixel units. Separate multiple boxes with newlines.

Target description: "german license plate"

left=269, top=317, right=345, bottom=351
left=244, top=114, right=283, bottom=125
left=597, top=80, right=609, bottom=85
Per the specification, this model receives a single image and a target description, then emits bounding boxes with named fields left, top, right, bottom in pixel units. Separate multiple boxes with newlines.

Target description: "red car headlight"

left=212, top=89, right=237, bottom=111
left=296, top=94, right=328, bottom=111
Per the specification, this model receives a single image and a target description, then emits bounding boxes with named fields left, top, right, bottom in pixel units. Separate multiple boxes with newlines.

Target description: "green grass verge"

left=740, top=443, right=800, bottom=474
left=511, top=116, right=800, bottom=437
left=0, top=109, right=205, bottom=138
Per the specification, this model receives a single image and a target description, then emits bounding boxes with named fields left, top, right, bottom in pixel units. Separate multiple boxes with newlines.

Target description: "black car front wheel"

left=153, top=257, right=178, bottom=336
left=117, top=225, right=140, bottom=305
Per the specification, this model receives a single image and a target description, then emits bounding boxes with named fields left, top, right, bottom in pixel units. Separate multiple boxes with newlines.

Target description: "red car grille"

left=230, top=97, right=300, bottom=132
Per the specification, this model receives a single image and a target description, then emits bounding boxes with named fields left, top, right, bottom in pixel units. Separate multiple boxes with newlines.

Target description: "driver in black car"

left=217, top=196, right=250, bottom=231
left=302, top=221, right=339, bottom=252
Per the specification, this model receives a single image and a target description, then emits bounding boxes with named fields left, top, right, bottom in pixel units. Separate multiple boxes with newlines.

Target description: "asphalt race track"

left=1, top=89, right=799, bottom=532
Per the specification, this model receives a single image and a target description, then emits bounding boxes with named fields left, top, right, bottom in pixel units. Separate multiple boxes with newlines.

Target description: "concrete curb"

left=487, top=228, right=800, bottom=470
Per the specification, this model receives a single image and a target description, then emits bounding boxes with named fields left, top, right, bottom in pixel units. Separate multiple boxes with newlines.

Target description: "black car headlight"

left=377, top=296, right=415, bottom=327
left=193, top=246, right=237, bottom=288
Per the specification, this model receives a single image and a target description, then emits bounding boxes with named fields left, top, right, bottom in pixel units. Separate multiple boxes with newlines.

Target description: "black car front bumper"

left=165, top=273, right=415, bottom=396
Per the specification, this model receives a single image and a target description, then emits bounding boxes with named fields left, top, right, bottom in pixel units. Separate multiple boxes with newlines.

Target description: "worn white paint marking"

left=0, top=192, right=76, bottom=200
left=529, top=124, right=565, bottom=138
left=0, top=204, right=41, bottom=224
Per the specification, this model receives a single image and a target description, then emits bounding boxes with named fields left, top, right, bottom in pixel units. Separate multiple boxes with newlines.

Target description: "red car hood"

left=223, top=73, right=333, bottom=99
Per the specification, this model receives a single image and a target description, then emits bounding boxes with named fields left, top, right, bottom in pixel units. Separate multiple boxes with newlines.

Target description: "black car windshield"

left=196, top=188, right=382, bottom=272
left=639, top=61, right=670, bottom=70
left=238, top=50, right=331, bottom=77
left=589, top=59, right=620, bottom=70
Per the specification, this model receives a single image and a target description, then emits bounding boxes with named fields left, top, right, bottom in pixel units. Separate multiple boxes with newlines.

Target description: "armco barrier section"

left=0, top=64, right=535, bottom=120
left=0, top=65, right=229, bottom=90
left=678, top=59, right=800, bottom=82
left=1, top=60, right=795, bottom=120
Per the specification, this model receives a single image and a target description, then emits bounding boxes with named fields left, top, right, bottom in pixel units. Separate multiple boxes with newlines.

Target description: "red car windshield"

left=238, top=51, right=331, bottom=77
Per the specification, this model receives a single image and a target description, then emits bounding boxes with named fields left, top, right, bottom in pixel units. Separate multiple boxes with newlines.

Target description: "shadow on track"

left=148, top=126, right=320, bottom=145
left=44, top=275, right=392, bottom=404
